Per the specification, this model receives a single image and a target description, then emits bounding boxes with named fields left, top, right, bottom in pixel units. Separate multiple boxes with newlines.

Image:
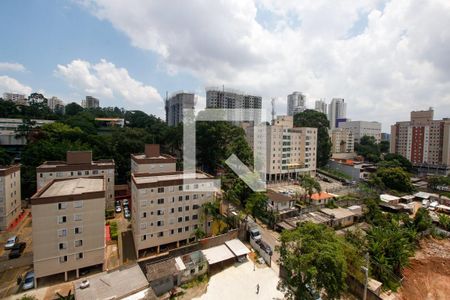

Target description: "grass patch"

left=180, top=274, right=209, bottom=289
left=320, top=167, right=353, bottom=181
left=109, top=221, right=118, bottom=240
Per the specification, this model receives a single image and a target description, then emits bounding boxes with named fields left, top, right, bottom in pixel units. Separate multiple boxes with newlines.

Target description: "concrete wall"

left=327, top=160, right=361, bottom=181
left=250, top=237, right=271, bottom=266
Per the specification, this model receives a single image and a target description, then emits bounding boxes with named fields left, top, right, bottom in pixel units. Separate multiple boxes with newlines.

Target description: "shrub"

left=110, top=221, right=118, bottom=240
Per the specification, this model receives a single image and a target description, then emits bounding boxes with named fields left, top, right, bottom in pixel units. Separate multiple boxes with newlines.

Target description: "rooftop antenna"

left=271, top=98, right=276, bottom=123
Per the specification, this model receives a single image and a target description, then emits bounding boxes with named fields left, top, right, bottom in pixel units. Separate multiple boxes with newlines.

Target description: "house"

left=146, top=258, right=185, bottom=296
left=179, top=251, right=208, bottom=283
left=320, top=207, right=356, bottom=228
left=267, top=190, right=297, bottom=220
left=309, top=192, right=337, bottom=206
left=414, top=192, right=439, bottom=201
left=380, top=194, right=401, bottom=205
left=400, top=195, right=415, bottom=203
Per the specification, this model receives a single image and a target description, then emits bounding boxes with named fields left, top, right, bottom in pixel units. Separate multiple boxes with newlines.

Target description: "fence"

left=249, top=237, right=272, bottom=267
left=346, top=275, right=382, bottom=300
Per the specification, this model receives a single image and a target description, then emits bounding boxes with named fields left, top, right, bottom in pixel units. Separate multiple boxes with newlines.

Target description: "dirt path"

left=396, top=238, right=450, bottom=300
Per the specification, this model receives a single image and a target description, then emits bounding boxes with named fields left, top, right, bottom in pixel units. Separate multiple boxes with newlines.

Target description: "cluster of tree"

left=369, top=166, right=414, bottom=193
left=354, top=135, right=389, bottom=163
left=293, top=110, right=331, bottom=168
left=277, top=222, right=364, bottom=299
left=428, top=175, right=450, bottom=191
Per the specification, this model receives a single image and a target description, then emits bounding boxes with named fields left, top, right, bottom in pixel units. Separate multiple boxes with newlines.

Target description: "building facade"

left=330, top=128, right=354, bottom=153
left=314, top=100, right=327, bottom=114
left=2, top=93, right=27, bottom=105
left=131, top=144, right=215, bottom=257
left=165, top=92, right=195, bottom=126
left=81, top=96, right=100, bottom=109
left=206, top=87, right=262, bottom=124
left=246, top=115, right=317, bottom=182
left=287, top=92, right=306, bottom=116
left=0, top=118, right=54, bottom=146
left=47, top=96, right=65, bottom=113
left=390, top=109, right=450, bottom=175
left=328, top=98, right=347, bottom=129
left=31, top=177, right=105, bottom=285
left=0, top=165, right=21, bottom=231
left=339, top=121, right=382, bottom=143
left=36, top=151, right=115, bottom=209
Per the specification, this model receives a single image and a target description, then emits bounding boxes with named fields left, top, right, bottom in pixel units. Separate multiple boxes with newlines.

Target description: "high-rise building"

left=0, top=165, right=21, bottom=231
left=165, top=92, right=195, bottom=126
left=245, top=116, right=317, bottom=182
left=339, top=121, right=382, bottom=144
left=330, top=128, right=354, bottom=154
left=31, top=177, right=105, bottom=286
left=81, top=96, right=99, bottom=109
left=48, top=96, right=65, bottom=113
left=287, top=92, right=306, bottom=116
left=390, top=109, right=450, bottom=175
left=328, top=98, right=347, bottom=129
left=206, top=87, right=262, bottom=124
left=381, top=133, right=391, bottom=142
left=314, top=100, right=327, bottom=114
left=2, top=93, right=27, bottom=105
left=130, top=144, right=215, bottom=257
left=36, top=151, right=115, bottom=209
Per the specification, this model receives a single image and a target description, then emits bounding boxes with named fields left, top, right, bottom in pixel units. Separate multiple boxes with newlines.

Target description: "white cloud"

left=78, top=0, right=450, bottom=130
left=0, top=76, right=32, bottom=95
left=0, top=62, right=27, bottom=72
left=55, top=59, right=163, bottom=107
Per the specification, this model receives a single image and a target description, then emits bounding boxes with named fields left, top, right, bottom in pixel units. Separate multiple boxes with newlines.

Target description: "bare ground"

left=395, top=238, right=450, bottom=300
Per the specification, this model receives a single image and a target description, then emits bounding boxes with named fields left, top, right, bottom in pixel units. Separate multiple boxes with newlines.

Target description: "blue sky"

left=1, top=0, right=449, bottom=130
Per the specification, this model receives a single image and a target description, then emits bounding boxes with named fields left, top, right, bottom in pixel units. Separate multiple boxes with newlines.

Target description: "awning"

left=225, top=239, right=250, bottom=257
left=201, top=244, right=235, bottom=265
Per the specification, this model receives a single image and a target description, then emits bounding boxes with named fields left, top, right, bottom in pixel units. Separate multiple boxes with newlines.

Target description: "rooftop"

left=201, top=244, right=236, bottom=265
left=146, top=258, right=179, bottom=281
left=380, top=194, right=401, bottom=202
left=41, top=178, right=104, bottom=197
left=320, top=207, right=356, bottom=220
left=310, top=192, right=336, bottom=201
left=267, top=189, right=292, bottom=203
left=132, top=171, right=211, bottom=185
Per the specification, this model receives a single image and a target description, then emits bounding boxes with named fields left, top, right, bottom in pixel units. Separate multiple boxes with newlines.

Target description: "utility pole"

left=362, top=252, right=370, bottom=300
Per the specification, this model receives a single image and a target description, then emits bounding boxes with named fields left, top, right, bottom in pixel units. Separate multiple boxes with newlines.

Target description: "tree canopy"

left=369, top=167, right=414, bottom=193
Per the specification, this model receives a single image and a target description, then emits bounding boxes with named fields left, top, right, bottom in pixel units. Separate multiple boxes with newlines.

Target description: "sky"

left=1, top=0, right=450, bottom=132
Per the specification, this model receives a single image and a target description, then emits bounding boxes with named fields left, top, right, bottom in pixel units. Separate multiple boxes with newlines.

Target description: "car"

left=124, top=209, right=131, bottom=219
left=115, top=200, right=121, bottom=207
left=115, top=205, right=122, bottom=213
left=249, top=228, right=262, bottom=242
left=22, top=271, right=35, bottom=290
left=123, top=199, right=129, bottom=206
left=80, top=279, right=90, bottom=289
left=258, top=240, right=273, bottom=256
left=4, top=236, right=18, bottom=250
left=9, top=242, right=26, bottom=259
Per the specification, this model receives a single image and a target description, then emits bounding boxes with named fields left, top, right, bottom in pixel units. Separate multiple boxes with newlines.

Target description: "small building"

left=179, top=251, right=208, bottom=283
left=400, top=195, right=415, bottom=203
left=309, top=192, right=336, bottom=206
left=201, top=244, right=236, bottom=274
left=0, top=164, right=22, bottom=231
left=146, top=258, right=184, bottom=296
left=347, top=205, right=363, bottom=217
left=225, top=239, right=250, bottom=261
left=320, top=207, right=356, bottom=228
left=414, top=192, right=440, bottom=201
left=380, top=194, right=401, bottom=205
left=94, top=117, right=125, bottom=128
left=267, top=190, right=297, bottom=220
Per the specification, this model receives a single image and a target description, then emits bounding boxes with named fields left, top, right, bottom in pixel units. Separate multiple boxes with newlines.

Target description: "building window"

left=76, top=253, right=83, bottom=260
left=157, top=220, right=164, bottom=226
left=157, top=210, right=164, bottom=216
left=74, top=227, right=82, bottom=234
left=157, top=232, right=164, bottom=237
left=59, top=256, right=68, bottom=263
left=178, top=207, right=182, bottom=212
left=58, top=216, right=67, bottom=224
left=193, top=214, right=198, bottom=220
left=178, top=228, right=182, bottom=233
left=179, top=185, right=183, bottom=191
left=142, top=212, right=147, bottom=218
left=185, top=216, right=190, bottom=221
left=85, top=171, right=89, bottom=175
left=157, top=198, right=164, bottom=204
left=185, top=206, right=189, bottom=211
left=178, top=217, right=182, bottom=223
left=140, top=222, right=147, bottom=230
left=58, top=203, right=67, bottom=210
left=193, top=205, right=199, bottom=210
left=185, top=226, right=189, bottom=232
left=58, top=242, right=67, bottom=250
left=77, top=171, right=82, bottom=176
left=185, top=195, right=190, bottom=200
left=158, top=187, right=164, bottom=193
left=73, top=201, right=83, bottom=208
left=74, top=240, right=83, bottom=247
left=58, top=228, right=67, bottom=237
left=171, top=208, right=175, bottom=213
left=179, top=196, right=183, bottom=202
left=74, top=214, right=82, bottom=222
left=141, top=235, right=147, bottom=241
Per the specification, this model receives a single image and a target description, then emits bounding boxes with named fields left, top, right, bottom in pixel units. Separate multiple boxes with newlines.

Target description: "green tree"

left=383, top=153, right=413, bottom=172
left=298, top=175, right=321, bottom=203
left=278, top=222, right=353, bottom=300
left=379, top=140, right=390, bottom=153
left=369, top=167, right=414, bottom=193
left=413, top=208, right=432, bottom=232
left=428, top=175, right=450, bottom=191
left=438, top=214, right=450, bottom=231
left=0, top=147, right=12, bottom=165
left=65, top=102, right=84, bottom=116
left=355, top=135, right=381, bottom=162
left=293, top=110, right=331, bottom=167
left=244, top=192, right=268, bottom=219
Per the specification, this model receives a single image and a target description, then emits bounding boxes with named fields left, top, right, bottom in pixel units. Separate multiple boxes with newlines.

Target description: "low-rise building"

left=267, top=190, right=297, bottom=220
left=339, top=120, right=382, bottom=143
left=0, top=118, right=54, bottom=146
left=380, top=194, right=401, bottom=205
left=31, top=177, right=105, bottom=285
left=0, top=165, right=21, bottom=231
left=36, top=151, right=115, bottom=209
left=131, top=144, right=177, bottom=174
left=320, top=207, right=356, bottom=228
left=309, top=192, right=336, bottom=206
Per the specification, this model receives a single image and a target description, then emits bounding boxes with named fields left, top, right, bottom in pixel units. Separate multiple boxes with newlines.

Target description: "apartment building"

left=131, top=144, right=215, bottom=257
left=2, top=93, right=27, bottom=105
left=47, top=96, right=65, bottom=113
left=206, top=87, right=262, bottom=124
left=246, top=115, right=317, bottom=182
left=81, top=96, right=100, bottom=109
left=328, top=98, right=347, bottom=129
left=0, top=165, right=21, bottom=231
left=330, top=128, right=354, bottom=153
left=131, top=144, right=177, bottom=174
left=31, top=177, right=105, bottom=285
left=165, top=92, right=195, bottom=126
left=287, top=92, right=306, bottom=116
left=314, top=100, right=327, bottom=114
left=390, top=109, right=450, bottom=175
left=0, top=118, right=54, bottom=146
left=37, top=151, right=115, bottom=209
left=339, top=120, right=382, bottom=143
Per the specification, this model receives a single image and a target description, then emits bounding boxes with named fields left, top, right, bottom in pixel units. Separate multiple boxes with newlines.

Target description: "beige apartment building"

left=330, top=128, right=354, bottom=154
left=246, top=115, right=317, bottom=182
left=36, top=151, right=115, bottom=209
left=0, top=165, right=21, bottom=231
left=390, top=109, right=450, bottom=175
left=31, top=177, right=105, bottom=285
left=131, top=144, right=215, bottom=257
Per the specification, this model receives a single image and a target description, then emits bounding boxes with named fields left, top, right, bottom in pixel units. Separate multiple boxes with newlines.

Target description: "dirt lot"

left=396, top=238, right=450, bottom=300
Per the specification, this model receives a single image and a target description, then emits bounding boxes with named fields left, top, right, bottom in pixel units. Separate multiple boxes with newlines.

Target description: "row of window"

left=57, top=214, right=82, bottom=224
left=59, top=252, right=83, bottom=263
left=140, top=183, right=213, bottom=195
left=40, top=169, right=112, bottom=178
left=57, top=227, right=83, bottom=237
left=58, top=201, right=83, bottom=210
left=140, top=195, right=203, bottom=207
left=58, top=239, right=83, bottom=250
left=140, top=224, right=200, bottom=241
left=141, top=205, right=200, bottom=217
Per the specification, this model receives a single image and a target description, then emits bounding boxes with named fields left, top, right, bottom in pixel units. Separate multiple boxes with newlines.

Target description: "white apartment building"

left=165, top=92, right=195, bottom=126
left=37, top=151, right=115, bottom=209
left=339, top=121, right=382, bottom=144
left=287, top=92, right=306, bottom=116
left=246, top=116, right=317, bottom=182
left=0, top=118, right=54, bottom=146
left=31, top=177, right=105, bottom=286
left=47, top=96, right=65, bottom=112
left=2, top=93, right=27, bottom=105
left=0, top=165, right=21, bottom=231
left=328, top=98, right=347, bottom=129
left=330, top=128, right=354, bottom=153
left=314, top=100, right=327, bottom=114
left=131, top=144, right=215, bottom=258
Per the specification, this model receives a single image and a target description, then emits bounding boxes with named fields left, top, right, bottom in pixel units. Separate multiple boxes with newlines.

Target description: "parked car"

left=115, top=200, right=121, bottom=207
left=123, top=199, right=129, bottom=207
left=4, top=236, right=18, bottom=250
left=22, top=271, right=35, bottom=290
left=249, top=228, right=262, bottom=242
left=80, top=279, right=90, bottom=289
left=124, top=209, right=131, bottom=219
left=258, top=240, right=273, bottom=256
left=9, top=242, right=26, bottom=259
left=115, top=205, right=122, bottom=213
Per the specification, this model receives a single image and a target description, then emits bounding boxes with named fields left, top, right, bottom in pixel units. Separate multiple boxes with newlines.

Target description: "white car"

left=80, top=279, right=90, bottom=289
left=22, top=271, right=35, bottom=290
left=4, top=236, right=18, bottom=250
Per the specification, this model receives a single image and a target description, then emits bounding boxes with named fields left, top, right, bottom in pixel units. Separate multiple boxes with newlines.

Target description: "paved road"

left=259, top=225, right=281, bottom=268
left=0, top=253, right=33, bottom=273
